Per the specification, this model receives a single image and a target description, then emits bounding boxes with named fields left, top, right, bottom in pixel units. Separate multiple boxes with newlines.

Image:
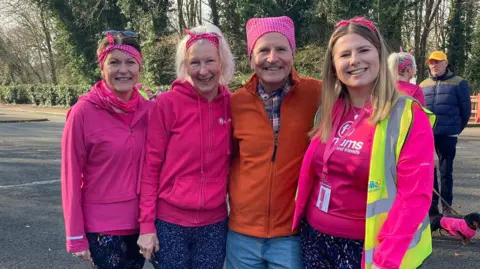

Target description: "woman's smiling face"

left=332, top=33, right=380, bottom=93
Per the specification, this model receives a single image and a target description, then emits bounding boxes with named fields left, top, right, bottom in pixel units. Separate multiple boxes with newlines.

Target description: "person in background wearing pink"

left=61, top=30, right=152, bottom=268
left=388, top=52, right=426, bottom=106
left=136, top=24, right=234, bottom=269
left=292, top=17, right=435, bottom=269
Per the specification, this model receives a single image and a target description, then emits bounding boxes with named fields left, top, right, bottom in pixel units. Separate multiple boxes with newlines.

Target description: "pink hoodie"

left=61, top=87, right=152, bottom=252
left=138, top=80, right=231, bottom=233
left=441, top=217, right=477, bottom=239
left=396, top=80, right=426, bottom=106
left=293, top=100, right=434, bottom=269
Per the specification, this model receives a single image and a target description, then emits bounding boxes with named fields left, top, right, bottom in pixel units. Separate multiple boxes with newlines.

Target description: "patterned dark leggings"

left=151, top=218, right=228, bottom=269
left=86, top=233, right=145, bottom=269
left=300, top=221, right=364, bottom=269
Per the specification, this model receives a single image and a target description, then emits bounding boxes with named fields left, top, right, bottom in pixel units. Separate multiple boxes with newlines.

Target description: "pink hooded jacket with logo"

left=138, top=80, right=232, bottom=233
left=61, top=87, right=152, bottom=252
left=292, top=101, right=434, bottom=269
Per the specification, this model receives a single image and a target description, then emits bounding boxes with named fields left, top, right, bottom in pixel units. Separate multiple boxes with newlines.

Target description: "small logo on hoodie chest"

left=218, top=118, right=231, bottom=125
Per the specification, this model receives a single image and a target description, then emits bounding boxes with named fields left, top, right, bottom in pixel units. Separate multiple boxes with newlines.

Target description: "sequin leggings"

left=300, top=221, right=364, bottom=269
left=150, top=218, right=228, bottom=269
left=86, top=233, right=145, bottom=269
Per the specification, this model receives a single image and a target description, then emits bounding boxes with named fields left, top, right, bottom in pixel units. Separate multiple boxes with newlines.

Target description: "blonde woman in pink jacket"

left=136, top=24, right=235, bottom=269
left=292, top=17, right=434, bottom=269
left=61, top=31, right=152, bottom=269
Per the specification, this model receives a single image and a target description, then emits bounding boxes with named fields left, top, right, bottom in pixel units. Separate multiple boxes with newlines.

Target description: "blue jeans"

left=226, top=230, right=303, bottom=269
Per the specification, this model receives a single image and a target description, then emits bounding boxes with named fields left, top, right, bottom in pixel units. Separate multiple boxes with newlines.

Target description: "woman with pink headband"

left=61, top=30, right=152, bottom=268
left=388, top=52, right=426, bottom=106
left=137, top=23, right=234, bottom=269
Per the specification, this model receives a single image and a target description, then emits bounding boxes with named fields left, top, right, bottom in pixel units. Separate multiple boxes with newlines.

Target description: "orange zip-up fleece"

left=229, top=70, right=322, bottom=238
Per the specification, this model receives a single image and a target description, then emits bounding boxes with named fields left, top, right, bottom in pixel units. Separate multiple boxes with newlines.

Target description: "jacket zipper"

left=433, top=80, right=440, bottom=111
left=209, top=103, right=213, bottom=152
left=197, top=176, right=203, bottom=224
left=198, top=103, right=212, bottom=224
left=271, top=134, right=278, bottom=161
left=266, top=161, right=275, bottom=237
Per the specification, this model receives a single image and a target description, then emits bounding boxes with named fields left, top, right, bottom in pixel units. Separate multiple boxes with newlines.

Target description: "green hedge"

left=0, top=85, right=90, bottom=107
left=0, top=84, right=173, bottom=107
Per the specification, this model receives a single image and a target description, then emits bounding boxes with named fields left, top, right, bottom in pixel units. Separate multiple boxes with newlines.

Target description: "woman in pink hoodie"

left=61, top=31, right=152, bottom=268
left=136, top=24, right=235, bottom=269
left=388, top=52, right=426, bottom=106
left=292, top=18, right=434, bottom=269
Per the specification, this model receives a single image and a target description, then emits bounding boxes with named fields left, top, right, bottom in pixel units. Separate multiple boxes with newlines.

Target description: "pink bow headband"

left=97, top=33, right=143, bottom=68
left=334, top=17, right=377, bottom=33
left=398, top=56, right=413, bottom=71
left=185, top=29, right=219, bottom=50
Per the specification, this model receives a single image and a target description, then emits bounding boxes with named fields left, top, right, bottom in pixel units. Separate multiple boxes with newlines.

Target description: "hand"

left=72, top=249, right=92, bottom=261
left=371, top=265, right=382, bottom=269
left=137, top=233, right=160, bottom=260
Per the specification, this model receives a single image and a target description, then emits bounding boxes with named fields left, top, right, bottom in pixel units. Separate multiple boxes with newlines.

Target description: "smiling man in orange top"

left=227, top=16, right=322, bottom=269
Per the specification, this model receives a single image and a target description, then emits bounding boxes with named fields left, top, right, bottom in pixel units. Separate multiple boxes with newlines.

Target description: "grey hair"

left=387, top=52, right=417, bottom=81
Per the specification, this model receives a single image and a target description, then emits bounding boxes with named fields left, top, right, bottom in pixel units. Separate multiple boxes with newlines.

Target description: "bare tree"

left=413, top=0, right=443, bottom=81
left=432, top=0, right=449, bottom=49
left=0, top=0, right=57, bottom=84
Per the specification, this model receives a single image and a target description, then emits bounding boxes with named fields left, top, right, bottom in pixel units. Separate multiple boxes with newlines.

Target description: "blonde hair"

left=175, top=23, right=235, bottom=86
left=311, top=22, right=399, bottom=142
left=387, top=52, right=417, bottom=81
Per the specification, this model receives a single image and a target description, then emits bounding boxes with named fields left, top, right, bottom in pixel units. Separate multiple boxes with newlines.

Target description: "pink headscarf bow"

left=185, top=29, right=220, bottom=50
left=334, top=17, right=377, bottom=33
left=97, top=33, right=143, bottom=68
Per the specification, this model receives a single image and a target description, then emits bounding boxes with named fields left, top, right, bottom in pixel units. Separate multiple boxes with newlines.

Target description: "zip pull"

left=271, top=135, right=278, bottom=162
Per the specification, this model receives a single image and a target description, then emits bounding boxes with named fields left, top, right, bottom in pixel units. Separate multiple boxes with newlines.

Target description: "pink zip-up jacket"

left=293, top=101, right=434, bottom=269
left=396, top=80, right=426, bottom=106
left=139, top=80, right=231, bottom=233
left=441, top=217, right=477, bottom=239
left=61, top=87, right=152, bottom=252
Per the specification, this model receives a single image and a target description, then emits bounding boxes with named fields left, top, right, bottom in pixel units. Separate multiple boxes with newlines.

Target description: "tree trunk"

left=209, top=0, right=219, bottom=26
left=197, top=0, right=202, bottom=26
left=416, top=0, right=442, bottom=82
left=40, top=8, right=57, bottom=84
left=447, top=0, right=465, bottom=75
left=177, top=0, right=186, bottom=32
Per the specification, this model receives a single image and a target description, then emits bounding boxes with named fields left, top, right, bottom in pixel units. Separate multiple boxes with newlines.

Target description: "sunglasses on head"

left=102, top=30, right=137, bottom=38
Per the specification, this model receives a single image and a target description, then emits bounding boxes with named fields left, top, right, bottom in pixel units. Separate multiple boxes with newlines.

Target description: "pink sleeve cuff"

left=66, top=237, right=89, bottom=253
left=140, top=222, right=157, bottom=234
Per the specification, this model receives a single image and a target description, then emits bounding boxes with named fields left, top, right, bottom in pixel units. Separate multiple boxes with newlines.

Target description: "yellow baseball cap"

left=426, top=51, right=447, bottom=63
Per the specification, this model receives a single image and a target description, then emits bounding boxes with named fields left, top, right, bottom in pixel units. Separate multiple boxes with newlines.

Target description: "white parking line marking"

left=0, top=179, right=59, bottom=189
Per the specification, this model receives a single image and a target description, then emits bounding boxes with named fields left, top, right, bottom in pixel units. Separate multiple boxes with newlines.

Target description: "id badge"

left=316, top=183, right=331, bottom=213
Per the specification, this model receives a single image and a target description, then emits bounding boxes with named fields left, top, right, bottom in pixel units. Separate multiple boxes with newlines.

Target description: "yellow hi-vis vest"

left=365, top=96, right=436, bottom=269
left=138, top=90, right=149, bottom=100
